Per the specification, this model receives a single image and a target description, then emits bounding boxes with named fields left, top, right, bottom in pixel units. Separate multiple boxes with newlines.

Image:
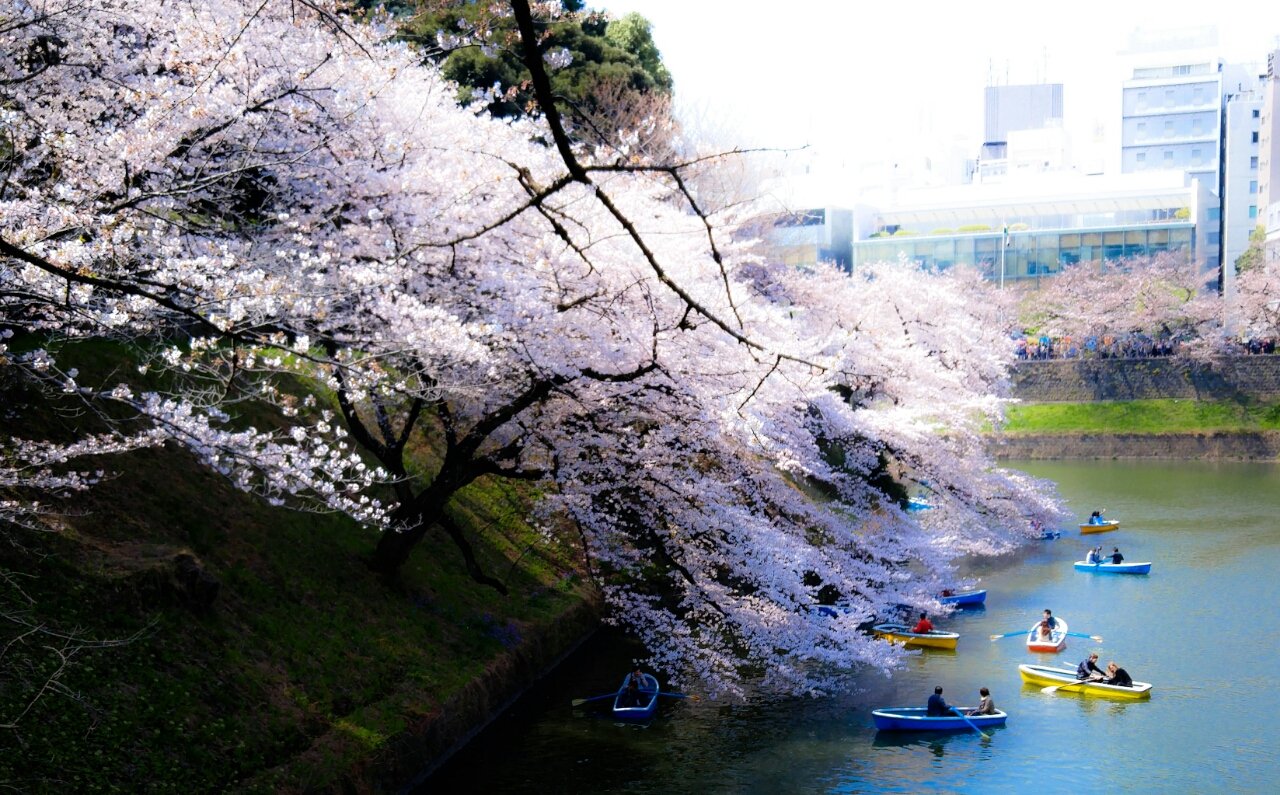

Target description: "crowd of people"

left=1014, top=333, right=1182, bottom=361
left=1240, top=337, right=1277, bottom=355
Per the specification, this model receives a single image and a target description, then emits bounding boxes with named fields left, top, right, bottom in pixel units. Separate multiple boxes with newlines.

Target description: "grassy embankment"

left=0, top=342, right=591, bottom=792
left=1002, top=398, right=1280, bottom=434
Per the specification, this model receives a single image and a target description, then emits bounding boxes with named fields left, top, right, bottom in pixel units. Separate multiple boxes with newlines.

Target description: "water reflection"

left=871, top=725, right=1006, bottom=755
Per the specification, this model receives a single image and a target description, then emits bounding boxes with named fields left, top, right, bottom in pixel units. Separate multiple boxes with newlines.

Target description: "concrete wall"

left=1010, top=356, right=1280, bottom=403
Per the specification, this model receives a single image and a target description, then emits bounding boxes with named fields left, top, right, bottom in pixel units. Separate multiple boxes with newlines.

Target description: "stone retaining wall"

left=1011, top=355, right=1280, bottom=403
left=991, top=431, right=1280, bottom=460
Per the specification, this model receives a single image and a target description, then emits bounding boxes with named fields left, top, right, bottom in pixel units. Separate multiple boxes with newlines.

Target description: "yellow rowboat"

left=872, top=623, right=959, bottom=650
left=1079, top=520, right=1120, bottom=534
left=1018, top=664, right=1152, bottom=699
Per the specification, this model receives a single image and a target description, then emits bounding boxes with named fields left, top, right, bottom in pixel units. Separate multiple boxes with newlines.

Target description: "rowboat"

left=1039, top=529, right=1062, bottom=540
left=1074, top=560, right=1152, bottom=575
left=906, top=497, right=935, bottom=513
left=811, top=603, right=855, bottom=618
left=1018, top=664, right=1152, bottom=699
left=1026, top=617, right=1068, bottom=652
left=872, top=623, right=960, bottom=650
left=938, top=589, right=987, bottom=607
left=612, top=673, right=660, bottom=720
left=871, top=707, right=1007, bottom=731
left=1079, top=520, right=1120, bottom=534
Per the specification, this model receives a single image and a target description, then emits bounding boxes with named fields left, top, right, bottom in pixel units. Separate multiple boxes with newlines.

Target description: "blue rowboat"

left=1039, top=529, right=1062, bottom=540
left=612, top=673, right=659, bottom=721
left=1074, top=560, right=1152, bottom=575
left=871, top=707, right=1007, bottom=731
left=906, top=497, right=935, bottom=513
left=939, top=589, right=986, bottom=607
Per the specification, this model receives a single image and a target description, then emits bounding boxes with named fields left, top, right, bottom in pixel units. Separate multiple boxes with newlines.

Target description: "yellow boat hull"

left=1018, top=664, right=1151, bottom=699
left=873, top=624, right=959, bottom=650
left=1079, top=521, right=1120, bottom=534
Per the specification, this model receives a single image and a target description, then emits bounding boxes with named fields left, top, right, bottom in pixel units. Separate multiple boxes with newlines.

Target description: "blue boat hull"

left=612, top=673, right=659, bottom=721
left=1074, top=561, right=1151, bottom=575
left=872, top=707, right=1007, bottom=731
left=939, top=589, right=986, bottom=607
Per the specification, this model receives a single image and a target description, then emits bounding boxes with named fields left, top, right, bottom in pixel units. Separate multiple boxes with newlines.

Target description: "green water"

left=426, top=460, right=1280, bottom=793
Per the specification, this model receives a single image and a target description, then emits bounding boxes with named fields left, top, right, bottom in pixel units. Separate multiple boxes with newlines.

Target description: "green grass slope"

left=1, top=349, right=591, bottom=792
left=1002, top=398, right=1280, bottom=435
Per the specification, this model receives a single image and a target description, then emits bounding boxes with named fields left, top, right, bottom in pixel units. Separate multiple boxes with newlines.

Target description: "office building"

left=1260, top=49, right=1280, bottom=263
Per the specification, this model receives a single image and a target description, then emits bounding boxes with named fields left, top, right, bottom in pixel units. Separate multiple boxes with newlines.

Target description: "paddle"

left=571, top=692, right=619, bottom=707
left=1041, top=677, right=1095, bottom=694
left=657, top=691, right=700, bottom=701
left=989, top=630, right=1026, bottom=641
left=1064, top=631, right=1104, bottom=642
left=950, top=707, right=991, bottom=739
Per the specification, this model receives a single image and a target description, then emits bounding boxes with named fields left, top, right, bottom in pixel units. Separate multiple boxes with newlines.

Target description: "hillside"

left=0, top=347, right=594, bottom=793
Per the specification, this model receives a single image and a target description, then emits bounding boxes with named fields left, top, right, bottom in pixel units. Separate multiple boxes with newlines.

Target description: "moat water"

left=427, top=460, right=1280, bottom=794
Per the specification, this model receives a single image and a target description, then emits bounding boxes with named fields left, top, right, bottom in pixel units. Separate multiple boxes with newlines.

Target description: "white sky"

left=605, top=0, right=1280, bottom=201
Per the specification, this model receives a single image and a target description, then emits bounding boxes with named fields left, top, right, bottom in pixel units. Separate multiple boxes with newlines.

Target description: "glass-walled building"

left=849, top=171, right=1217, bottom=285
left=853, top=225, right=1195, bottom=283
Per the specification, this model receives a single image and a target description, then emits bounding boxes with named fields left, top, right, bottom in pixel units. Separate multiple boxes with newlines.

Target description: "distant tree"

left=1235, top=225, right=1267, bottom=274
left=399, top=1, right=672, bottom=151
left=1017, top=254, right=1220, bottom=349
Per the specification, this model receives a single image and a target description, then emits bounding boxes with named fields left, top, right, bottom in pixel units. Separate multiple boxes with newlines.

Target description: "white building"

left=1260, top=49, right=1280, bottom=264
left=1222, top=89, right=1263, bottom=278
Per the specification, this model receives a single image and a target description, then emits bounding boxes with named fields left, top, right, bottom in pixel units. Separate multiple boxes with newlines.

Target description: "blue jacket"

left=926, top=693, right=950, bottom=716
left=1076, top=659, right=1102, bottom=679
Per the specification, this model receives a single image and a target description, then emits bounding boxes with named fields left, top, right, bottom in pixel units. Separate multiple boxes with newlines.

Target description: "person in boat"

left=1037, top=621, right=1053, bottom=640
left=1042, top=609, right=1059, bottom=630
left=1088, top=510, right=1102, bottom=525
left=1075, top=652, right=1105, bottom=682
left=1103, top=661, right=1134, bottom=687
left=912, top=612, right=934, bottom=634
left=926, top=686, right=950, bottom=716
left=624, top=668, right=645, bottom=706
left=1110, top=547, right=1124, bottom=564
left=966, top=687, right=996, bottom=716
left=1085, top=546, right=1100, bottom=564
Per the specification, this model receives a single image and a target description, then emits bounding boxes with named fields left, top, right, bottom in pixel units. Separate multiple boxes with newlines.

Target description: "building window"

left=1253, top=132, right=1260, bottom=143
left=1164, top=150, right=1174, bottom=162
left=1253, top=156, right=1260, bottom=169
left=1136, top=152, right=1146, bottom=164
left=1251, top=180, right=1258, bottom=194
left=1164, top=120, right=1174, bottom=135
left=1208, top=207, right=1221, bottom=221
left=1192, top=118, right=1203, bottom=134
left=1192, top=148, right=1201, bottom=162
left=1164, top=89, right=1174, bottom=105
left=1254, top=109, right=1261, bottom=118
left=1250, top=205, right=1258, bottom=219
left=1137, top=91, right=1147, bottom=107
left=1137, top=121, right=1146, bottom=136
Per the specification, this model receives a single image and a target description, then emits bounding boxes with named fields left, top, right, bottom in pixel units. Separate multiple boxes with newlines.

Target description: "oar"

left=989, top=630, right=1027, bottom=641
left=657, top=691, right=700, bottom=701
left=571, top=692, right=619, bottom=707
left=950, top=707, right=991, bottom=739
left=1041, top=677, right=1093, bottom=694
left=1064, top=631, right=1104, bottom=642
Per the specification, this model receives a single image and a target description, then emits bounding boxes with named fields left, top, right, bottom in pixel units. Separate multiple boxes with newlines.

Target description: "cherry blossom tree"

left=1017, top=254, right=1221, bottom=354
left=1232, top=257, right=1280, bottom=343
left=1, top=0, right=1062, bottom=694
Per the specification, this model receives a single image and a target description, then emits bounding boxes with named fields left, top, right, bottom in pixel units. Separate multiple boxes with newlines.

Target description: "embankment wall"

left=1010, top=355, right=1280, bottom=403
